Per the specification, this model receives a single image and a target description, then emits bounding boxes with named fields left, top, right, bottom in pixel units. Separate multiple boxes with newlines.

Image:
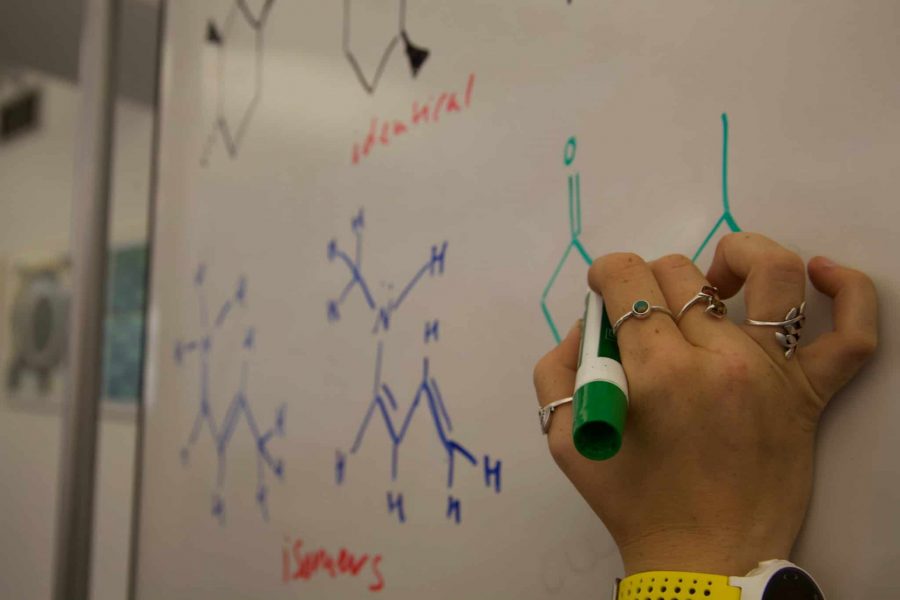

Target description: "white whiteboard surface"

left=137, top=2, right=900, bottom=598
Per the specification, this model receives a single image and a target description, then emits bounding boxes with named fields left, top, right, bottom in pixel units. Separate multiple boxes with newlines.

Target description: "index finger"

left=587, top=252, right=686, bottom=361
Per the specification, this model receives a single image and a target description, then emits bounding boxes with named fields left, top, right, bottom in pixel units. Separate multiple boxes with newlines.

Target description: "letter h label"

left=387, top=491, right=406, bottom=523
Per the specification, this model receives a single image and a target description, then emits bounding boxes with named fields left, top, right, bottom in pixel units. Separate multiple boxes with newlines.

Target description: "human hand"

left=533, top=233, right=877, bottom=576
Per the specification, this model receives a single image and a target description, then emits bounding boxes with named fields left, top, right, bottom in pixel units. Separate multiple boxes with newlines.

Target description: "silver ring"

left=745, top=301, right=806, bottom=359
left=612, top=300, right=674, bottom=335
left=539, top=397, right=572, bottom=434
left=675, top=285, right=727, bottom=322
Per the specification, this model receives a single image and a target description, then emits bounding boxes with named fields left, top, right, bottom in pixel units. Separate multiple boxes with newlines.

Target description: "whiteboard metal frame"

left=52, top=0, right=122, bottom=597
left=126, top=0, right=167, bottom=598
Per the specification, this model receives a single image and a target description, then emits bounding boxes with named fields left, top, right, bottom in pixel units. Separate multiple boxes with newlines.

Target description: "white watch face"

left=762, top=567, right=823, bottom=600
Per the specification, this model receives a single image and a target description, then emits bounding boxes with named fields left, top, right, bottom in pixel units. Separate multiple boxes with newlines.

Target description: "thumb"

left=533, top=320, right=581, bottom=408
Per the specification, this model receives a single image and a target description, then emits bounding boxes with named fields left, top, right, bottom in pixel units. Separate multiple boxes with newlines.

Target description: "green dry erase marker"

left=572, top=290, right=629, bottom=460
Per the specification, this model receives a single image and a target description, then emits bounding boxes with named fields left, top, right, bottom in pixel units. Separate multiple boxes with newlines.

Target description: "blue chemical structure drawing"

left=328, top=209, right=502, bottom=525
left=541, top=113, right=741, bottom=343
left=174, top=264, right=286, bottom=524
left=200, top=0, right=276, bottom=165
left=345, top=340, right=476, bottom=488
left=326, top=209, right=447, bottom=334
left=343, top=0, right=431, bottom=95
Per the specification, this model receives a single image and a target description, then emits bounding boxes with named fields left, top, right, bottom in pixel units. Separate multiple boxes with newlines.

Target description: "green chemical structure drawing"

left=541, top=113, right=740, bottom=343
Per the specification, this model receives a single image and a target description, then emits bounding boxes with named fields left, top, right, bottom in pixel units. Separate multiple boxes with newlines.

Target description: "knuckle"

left=631, top=374, right=665, bottom=398
left=842, top=331, right=878, bottom=362
left=655, top=253, right=693, bottom=272
left=758, top=250, right=806, bottom=282
left=719, top=231, right=754, bottom=250
left=718, top=352, right=753, bottom=387
left=603, top=251, right=646, bottom=270
left=532, top=353, right=554, bottom=393
left=630, top=345, right=694, bottom=393
left=532, top=350, right=572, bottom=405
left=654, top=353, right=691, bottom=382
left=589, top=252, right=646, bottom=289
left=547, top=433, right=575, bottom=469
left=848, top=269, right=877, bottom=296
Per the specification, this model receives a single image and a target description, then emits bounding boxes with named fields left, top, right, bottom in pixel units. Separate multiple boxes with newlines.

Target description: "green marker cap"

left=572, top=380, right=627, bottom=460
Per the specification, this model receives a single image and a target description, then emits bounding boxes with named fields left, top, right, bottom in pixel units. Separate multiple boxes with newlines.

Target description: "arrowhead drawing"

left=206, top=21, right=223, bottom=45
left=401, top=31, right=430, bottom=77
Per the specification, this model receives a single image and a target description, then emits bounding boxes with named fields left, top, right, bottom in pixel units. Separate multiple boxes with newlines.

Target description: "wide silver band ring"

left=612, top=300, right=674, bottom=335
left=675, top=285, right=727, bottom=322
left=539, top=397, right=572, bottom=434
left=745, top=301, right=806, bottom=359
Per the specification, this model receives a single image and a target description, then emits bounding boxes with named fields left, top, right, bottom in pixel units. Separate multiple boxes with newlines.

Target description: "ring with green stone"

left=612, top=300, right=674, bottom=335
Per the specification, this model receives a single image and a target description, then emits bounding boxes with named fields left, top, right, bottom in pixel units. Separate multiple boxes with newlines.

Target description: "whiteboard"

left=136, top=1, right=900, bottom=598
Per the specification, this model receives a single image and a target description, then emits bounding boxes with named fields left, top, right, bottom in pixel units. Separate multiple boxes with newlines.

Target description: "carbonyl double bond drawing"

left=174, top=264, right=286, bottom=524
left=342, top=0, right=431, bottom=95
left=541, top=135, right=593, bottom=344
left=200, top=0, right=276, bottom=165
left=327, top=208, right=502, bottom=524
left=540, top=114, right=741, bottom=343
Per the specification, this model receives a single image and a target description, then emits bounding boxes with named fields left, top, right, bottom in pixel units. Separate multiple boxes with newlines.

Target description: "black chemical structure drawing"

left=342, top=0, right=431, bottom=95
left=200, top=0, right=276, bottom=165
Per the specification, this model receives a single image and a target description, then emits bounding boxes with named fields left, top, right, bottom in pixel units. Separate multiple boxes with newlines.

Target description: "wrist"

left=619, top=528, right=793, bottom=577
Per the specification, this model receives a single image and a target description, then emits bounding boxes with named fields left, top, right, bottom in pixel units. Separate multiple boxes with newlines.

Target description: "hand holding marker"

left=572, top=290, right=628, bottom=460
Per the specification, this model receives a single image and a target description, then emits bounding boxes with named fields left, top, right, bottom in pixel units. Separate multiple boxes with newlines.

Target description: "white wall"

left=0, top=71, right=153, bottom=600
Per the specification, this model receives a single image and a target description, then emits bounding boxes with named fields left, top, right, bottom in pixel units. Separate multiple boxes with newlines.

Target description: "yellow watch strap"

left=617, top=571, right=741, bottom=600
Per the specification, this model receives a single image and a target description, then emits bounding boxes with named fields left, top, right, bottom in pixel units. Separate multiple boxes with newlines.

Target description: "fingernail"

left=818, top=256, right=838, bottom=268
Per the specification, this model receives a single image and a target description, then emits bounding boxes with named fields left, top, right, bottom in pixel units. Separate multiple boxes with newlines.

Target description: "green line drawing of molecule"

left=692, top=113, right=740, bottom=262
left=540, top=136, right=591, bottom=344
left=540, top=114, right=740, bottom=343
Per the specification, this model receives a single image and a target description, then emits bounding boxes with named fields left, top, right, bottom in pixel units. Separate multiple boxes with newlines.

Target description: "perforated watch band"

left=616, top=571, right=741, bottom=600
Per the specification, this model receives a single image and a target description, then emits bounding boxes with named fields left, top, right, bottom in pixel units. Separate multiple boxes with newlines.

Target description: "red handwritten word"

left=282, top=536, right=385, bottom=592
left=351, top=73, right=476, bottom=165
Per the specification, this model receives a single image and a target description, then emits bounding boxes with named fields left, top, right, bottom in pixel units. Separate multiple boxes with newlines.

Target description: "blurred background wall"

left=0, top=1, right=159, bottom=598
